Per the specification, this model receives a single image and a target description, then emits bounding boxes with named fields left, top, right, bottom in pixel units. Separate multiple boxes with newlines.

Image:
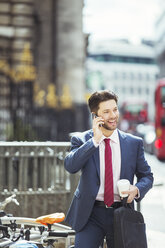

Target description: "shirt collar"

left=101, top=129, right=119, bottom=144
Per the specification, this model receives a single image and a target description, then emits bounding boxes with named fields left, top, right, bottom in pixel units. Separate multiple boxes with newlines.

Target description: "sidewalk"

left=147, top=229, right=165, bottom=248
left=143, top=153, right=165, bottom=248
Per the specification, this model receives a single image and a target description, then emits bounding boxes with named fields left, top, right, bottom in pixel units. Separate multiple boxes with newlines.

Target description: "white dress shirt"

left=93, top=129, right=121, bottom=202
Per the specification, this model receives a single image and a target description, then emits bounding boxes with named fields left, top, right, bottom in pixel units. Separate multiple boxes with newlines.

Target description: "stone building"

left=0, top=0, right=88, bottom=141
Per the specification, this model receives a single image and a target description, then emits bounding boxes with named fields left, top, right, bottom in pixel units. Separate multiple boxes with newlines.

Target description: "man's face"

left=97, top=99, right=119, bottom=131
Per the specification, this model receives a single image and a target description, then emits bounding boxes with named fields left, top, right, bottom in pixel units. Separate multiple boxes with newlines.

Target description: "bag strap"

left=121, top=196, right=128, bottom=207
left=121, top=197, right=133, bottom=209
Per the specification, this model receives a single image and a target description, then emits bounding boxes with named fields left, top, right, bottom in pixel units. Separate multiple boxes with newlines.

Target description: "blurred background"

left=0, top=0, right=163, bottom=147
left=0, top=1, right=165, bottom=246
left=0, top=0, right=164, bottom=156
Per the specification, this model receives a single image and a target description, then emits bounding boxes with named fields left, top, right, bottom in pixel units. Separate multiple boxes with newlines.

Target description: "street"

left=140, top=153, right=165, bottom=247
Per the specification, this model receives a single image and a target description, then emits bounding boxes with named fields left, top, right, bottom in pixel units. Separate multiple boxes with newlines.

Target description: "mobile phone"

left=92, top=113, right=102, bottom=127
left=92, top=113, right=97, bottom=119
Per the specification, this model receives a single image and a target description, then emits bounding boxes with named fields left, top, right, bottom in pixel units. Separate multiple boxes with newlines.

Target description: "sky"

left=83, top=0, right=163, bottom=44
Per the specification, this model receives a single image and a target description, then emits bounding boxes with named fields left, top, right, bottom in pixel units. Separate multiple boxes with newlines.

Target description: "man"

left=64, top=90, right=153, bottom=248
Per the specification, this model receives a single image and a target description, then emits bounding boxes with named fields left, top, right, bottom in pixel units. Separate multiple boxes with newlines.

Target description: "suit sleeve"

left=135, top=139, right=154, bottom=201
left=64, top=135, right=97, bottom=174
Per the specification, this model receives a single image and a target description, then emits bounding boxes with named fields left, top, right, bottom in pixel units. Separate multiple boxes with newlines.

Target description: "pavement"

left=142, top=153, right=165, bottom=248
left=147, top=229, right=165, bottom=248
left=144, top=187, right=165, bottom=248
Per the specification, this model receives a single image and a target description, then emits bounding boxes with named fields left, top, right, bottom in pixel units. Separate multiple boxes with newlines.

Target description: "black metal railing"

left=0, top=142, right=71, bottom=194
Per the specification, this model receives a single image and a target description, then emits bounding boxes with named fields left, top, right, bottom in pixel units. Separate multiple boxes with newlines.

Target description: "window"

left=146, top=73, right=150, bottom=81
left=138, top=73, right=142, bottom=80
left=138, top=87, right=142, bottom=94
left=88, top=54, right=156, bottom=64
left=130, top=87, right=134, bottom=94
left=146, top=88, right=149, bottom=95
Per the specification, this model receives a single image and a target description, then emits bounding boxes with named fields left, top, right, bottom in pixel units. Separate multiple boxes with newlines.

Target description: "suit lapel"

left=89, top=130, right=100, bottom=177
left=118, top=130, right=127, bottom=179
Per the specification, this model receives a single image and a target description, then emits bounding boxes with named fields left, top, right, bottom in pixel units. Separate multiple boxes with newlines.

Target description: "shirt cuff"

left=134, top=186, right=140, bottom=199
left=92, top=137, right=99, bottom=147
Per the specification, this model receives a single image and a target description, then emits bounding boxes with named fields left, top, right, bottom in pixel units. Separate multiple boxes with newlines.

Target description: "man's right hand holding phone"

left=92, top=113, right=104, bottom=144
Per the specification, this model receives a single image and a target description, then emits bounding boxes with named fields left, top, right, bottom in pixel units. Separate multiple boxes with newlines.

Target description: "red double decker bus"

left=120, top=101, right=148, bottom=126
left=155, top=79, right=165, bottom=160
left=120, top=100, right=148, bottom=134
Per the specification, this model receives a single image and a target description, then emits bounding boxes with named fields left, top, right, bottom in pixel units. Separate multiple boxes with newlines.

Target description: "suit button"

left=97, top=182, right=100, bottom=186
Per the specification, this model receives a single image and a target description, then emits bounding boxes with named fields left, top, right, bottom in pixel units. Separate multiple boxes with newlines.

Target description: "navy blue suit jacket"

left=64, top=129, right=153, bottom=232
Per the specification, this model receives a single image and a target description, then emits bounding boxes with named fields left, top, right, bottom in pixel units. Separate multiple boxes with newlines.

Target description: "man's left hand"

left=121, top=185, right=139, bottom=203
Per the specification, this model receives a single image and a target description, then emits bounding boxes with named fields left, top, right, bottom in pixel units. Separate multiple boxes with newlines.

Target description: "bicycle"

left=0, top=211, right=76, bottom=248
left=0, top=195, right=105, bottom=248
left=0, top=195, right=75, bottom=248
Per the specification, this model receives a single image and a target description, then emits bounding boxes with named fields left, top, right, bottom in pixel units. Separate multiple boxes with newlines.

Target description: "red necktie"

left=104, top=138, right=114, bottom=207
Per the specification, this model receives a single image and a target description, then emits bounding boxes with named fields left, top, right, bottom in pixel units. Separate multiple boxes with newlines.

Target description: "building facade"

left=86, top=40, right=158, bottom=121
left=0, top=0, right=88, bottom=141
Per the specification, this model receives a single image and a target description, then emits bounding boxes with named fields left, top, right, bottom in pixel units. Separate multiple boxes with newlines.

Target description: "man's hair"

left=88, top=90, right=118, bottom=113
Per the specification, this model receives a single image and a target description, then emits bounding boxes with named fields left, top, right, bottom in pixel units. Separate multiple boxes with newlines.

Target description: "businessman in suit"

left=64, top=90, right=153, bottom=248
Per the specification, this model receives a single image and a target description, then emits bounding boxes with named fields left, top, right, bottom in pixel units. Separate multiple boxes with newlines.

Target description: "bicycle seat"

left=35, top=212, right=65, bottom=225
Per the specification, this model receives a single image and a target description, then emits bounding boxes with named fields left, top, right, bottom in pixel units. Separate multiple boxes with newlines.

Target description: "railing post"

left=137, top=201, right=141, bottom=212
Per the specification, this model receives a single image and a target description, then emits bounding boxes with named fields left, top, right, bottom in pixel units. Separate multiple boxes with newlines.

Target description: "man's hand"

left=121, top=185, right=139, bottom=203
left=92, top=115, right=104, bottom=144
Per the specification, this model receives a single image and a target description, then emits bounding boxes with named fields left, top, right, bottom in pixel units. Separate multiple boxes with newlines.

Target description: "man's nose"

left=109, top=111, right=116, bottom=118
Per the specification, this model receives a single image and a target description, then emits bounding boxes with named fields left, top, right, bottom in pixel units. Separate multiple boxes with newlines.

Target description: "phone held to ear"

left=92, top=113, right=102, bottom=127
left=92, top=113, right=97, bottom=119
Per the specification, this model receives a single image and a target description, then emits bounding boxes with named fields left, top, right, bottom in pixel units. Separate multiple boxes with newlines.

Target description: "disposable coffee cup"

left=117, top=179, right=130, bottom=197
